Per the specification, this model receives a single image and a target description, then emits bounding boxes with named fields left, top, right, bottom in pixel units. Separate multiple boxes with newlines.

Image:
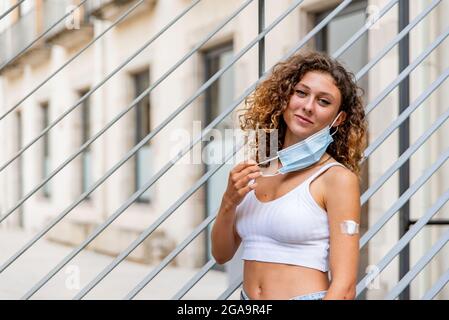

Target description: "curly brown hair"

left=238, top=50, right=368, bottom=177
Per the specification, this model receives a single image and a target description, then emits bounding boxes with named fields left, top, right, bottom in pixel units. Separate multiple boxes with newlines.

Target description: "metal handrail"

left=361, top=148, right=449, bottom=251
left=218, top=274, right=243, bottom=300
left=360, top=67, right=449, bottom=204
left=172, top=260, right=217, bottom=300
left=386, top=226, right=449, bottom=299
left=366, top=26, right=449, bottom=115
left=422, top=268, right=449, bottom=300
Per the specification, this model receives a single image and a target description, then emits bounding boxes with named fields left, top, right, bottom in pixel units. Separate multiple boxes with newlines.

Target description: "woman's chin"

left=289, top=125, right=315, bottom=138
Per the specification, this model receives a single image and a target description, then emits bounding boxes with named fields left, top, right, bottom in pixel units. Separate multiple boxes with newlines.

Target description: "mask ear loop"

left=257, top=154, right=279, bottom=165
left=257, top=155, right=283, bottom=177
left=330, top=126, right=339, bottom=137
left=330, top=111, right=342, bottom=137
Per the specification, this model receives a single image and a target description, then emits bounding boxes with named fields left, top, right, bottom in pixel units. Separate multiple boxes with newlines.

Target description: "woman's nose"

left=302, top=96, right=314, bottom=113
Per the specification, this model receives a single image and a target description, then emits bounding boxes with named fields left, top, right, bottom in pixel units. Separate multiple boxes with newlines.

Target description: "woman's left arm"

left=322, top=167, right=361, bottom=300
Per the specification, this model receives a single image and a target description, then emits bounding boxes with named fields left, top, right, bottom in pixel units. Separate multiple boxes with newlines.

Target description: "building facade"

left=0, top=0, right=448, bottom=299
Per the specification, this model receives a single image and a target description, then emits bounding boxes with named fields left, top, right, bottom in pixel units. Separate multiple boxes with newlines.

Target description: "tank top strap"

left=306, top=162, right=346, bottom=184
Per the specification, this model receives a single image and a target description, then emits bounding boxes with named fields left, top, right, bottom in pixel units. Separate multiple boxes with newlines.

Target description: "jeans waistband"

left=240, top=288, right=327, bottom=300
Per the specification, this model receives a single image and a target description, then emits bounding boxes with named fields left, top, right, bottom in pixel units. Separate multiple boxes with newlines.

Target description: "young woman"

left=211, top=50, right=368, bottom=300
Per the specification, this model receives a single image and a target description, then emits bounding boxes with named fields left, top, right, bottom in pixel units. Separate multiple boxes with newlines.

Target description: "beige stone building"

left=0, top=0, right=448, bottom=299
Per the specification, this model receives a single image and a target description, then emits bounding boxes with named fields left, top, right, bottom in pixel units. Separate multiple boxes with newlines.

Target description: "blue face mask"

left=258, top=112, right=342, bottom=176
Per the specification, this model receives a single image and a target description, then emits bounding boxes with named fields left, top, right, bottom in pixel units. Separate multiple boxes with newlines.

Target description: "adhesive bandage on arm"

left=340, top=220, right=360, bottom=236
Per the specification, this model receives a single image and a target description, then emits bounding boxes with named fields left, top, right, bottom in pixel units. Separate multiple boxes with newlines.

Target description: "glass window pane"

left=133, top=69, right=152, bottom=203
left=79, top=90, right=92, bottom=197
left=326, top=10, right=367, bottom=73
left=41, top=102, right=51, bottom=198
left=136, top=145, right=152, bottom=202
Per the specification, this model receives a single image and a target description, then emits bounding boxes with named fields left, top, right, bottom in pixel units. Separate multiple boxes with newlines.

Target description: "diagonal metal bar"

left=363, top=67, right=449, bottom=167
left=331, top=0, right=398, bottom=59
left=360, top=148, right=449, bottom=250
left=365, top=26, right=449, bottom=115
left=360, top=68, right=449, bottom=205
left=356, top=187, right=449, bottom=297
left=172, top=260, right=217, bottom=300
left=0, top=0, right=202, bottom=173
left=0, top=0, right=26, bottom=21
left=217, top=274, right=243, bottom=300
left=171, top=260, right=217, bottom=300
left=0, top=0, right=146, bottom=120
left=20, top=0, right=306, bottom=298
left=385, top=226, right=449, bottom=300
left=283, top=0, right=353, bottom=60
left=355, top=0, right=441, bottom=82
left=422, top=268, right=449, bottom=300
left=76, top=142, right=242, bottom=299
left=0, top=0, right=88, bottom=71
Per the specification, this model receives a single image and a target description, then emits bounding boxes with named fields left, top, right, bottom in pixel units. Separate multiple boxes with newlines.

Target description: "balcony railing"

left=0, top=0, right=94, bottom=69
left=87, top=0, right=154, bottom=19
left=0, top=8, right=37, bottom=69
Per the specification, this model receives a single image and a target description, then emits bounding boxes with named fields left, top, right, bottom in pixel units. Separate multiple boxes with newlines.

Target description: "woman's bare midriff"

left=243, top=260, right=330, bottom=300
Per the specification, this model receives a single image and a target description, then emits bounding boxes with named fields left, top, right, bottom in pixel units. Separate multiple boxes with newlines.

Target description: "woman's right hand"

left=222, top=160, right=261, bottom=209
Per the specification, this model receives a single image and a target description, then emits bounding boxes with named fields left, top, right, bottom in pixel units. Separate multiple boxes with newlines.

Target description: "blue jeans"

left=240, top=288, right=327, bottom=300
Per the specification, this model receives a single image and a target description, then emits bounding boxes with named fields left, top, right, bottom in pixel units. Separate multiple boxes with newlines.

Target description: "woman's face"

left=282, top=71, right=345, bottom=146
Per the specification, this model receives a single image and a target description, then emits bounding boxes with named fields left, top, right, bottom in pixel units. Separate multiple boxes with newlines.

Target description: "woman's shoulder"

left=323, top=160, right=359, bottom=190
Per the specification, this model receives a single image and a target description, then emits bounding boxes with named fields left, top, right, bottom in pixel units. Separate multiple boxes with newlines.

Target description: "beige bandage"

left=340, top=220, right=360, bottom=236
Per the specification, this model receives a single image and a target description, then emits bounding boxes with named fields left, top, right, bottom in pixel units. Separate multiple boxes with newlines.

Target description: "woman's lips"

left=295, top=114, right=314, bottom=125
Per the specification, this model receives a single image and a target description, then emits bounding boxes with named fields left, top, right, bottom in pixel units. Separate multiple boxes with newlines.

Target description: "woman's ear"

left=335, top=111, right=347, bottom=127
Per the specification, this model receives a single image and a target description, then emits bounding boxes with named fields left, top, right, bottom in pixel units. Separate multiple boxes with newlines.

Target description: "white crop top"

left=235, top=162, right=346, bottom=272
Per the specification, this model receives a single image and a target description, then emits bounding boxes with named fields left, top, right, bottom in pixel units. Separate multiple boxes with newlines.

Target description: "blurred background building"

left=0, top=0, right=448, bottom=299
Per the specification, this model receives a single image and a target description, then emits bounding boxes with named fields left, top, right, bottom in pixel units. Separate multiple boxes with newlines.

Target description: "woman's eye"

left=319, top=99, right=330, bottom=105
left=296, top=90, right=306, bottom=96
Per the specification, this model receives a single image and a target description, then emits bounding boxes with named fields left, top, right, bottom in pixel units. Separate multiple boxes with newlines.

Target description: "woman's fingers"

left=231, top=160, right=257, bottom=175
left=237, top=183, right=258, bottom=197
left=225, top=160, right=260, bottom=207
left=232, top=165, right=260, bottom=183
left=234, top=170, right=261, bottom=190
